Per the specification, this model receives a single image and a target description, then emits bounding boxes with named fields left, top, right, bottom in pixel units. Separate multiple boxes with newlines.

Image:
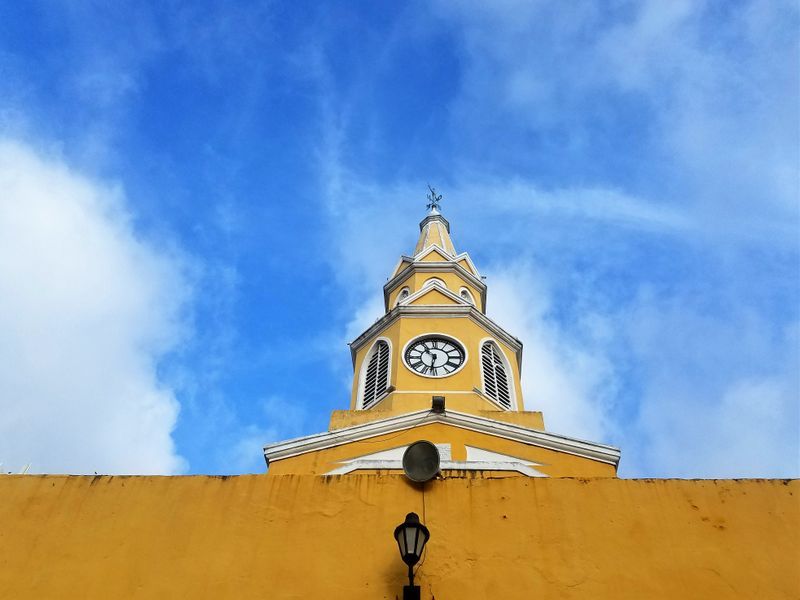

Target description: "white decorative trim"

left=413, top=244, right=455, bottom=262
left=453, top=254, right=481, bottom=278
left=418, top=213, right=451, bottom=233
left=350, top=305, right=523, bottom=373
left=383, top=260, right=486, bottom=312
left=323, top=443, right=548, bottom=477
left=459, top=287, right=475, bottom=305
left=324, top=444, right=452, bottom=475
left=478, top=337, right=518, bottom=411
left=398, top=281, right=470, bottom=308
left=394, top=286, right=411, bottom=307
left=264, top=409, right=621, bottom=467
left=401, top=332, right=469, bottom=379
left=357, top=337, right=392, bottom=409
left=422, top=276, right=448, bottom=289
left=411, top=245, right=481, bottom=279
left=390, top=390, right=484, bottom=395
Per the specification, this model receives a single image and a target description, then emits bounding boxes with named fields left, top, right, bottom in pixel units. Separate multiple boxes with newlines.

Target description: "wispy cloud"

left=0, top=139, right=191, bottom=474
left=310, top=0, right=799, bottom=477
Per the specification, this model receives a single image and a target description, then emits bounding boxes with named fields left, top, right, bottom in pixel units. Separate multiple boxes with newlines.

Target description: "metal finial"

left=426, top=185, right=443, bottom=213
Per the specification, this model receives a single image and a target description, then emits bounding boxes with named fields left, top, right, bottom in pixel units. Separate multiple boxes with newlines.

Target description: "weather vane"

left=426, top=184, right=443, bottom=212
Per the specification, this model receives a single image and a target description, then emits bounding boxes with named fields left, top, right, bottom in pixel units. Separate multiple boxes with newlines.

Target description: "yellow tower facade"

left=265, top=202, right=621, bottom=478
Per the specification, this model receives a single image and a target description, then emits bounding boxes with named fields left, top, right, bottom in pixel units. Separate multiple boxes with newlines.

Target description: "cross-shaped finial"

left=426, top=185, right=443, bottom=212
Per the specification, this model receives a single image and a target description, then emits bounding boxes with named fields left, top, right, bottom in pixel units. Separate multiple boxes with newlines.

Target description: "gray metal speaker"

left=402, top=440, right=440, bottom=483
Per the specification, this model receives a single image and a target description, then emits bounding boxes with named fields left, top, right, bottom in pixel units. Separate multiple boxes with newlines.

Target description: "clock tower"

left=264, top=195, right=620, bottom=477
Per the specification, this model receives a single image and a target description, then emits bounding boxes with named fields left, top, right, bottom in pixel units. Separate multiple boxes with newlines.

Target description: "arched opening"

left=422, top=277, right=447, bottom=289
left=480, top=341, right=512, bottom=409
left=459, top=287, right=475, bottom=304
left=395, top=287, right=411, bottom=306
left=361, top=340, right=391, bottom=408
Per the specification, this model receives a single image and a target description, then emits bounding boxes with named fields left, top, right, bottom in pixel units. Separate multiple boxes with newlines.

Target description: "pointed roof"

left=414, top=207, right=456, bottom=256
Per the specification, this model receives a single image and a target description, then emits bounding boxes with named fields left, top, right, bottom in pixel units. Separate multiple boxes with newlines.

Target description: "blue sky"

left=0, top=1, right=797, bottom=477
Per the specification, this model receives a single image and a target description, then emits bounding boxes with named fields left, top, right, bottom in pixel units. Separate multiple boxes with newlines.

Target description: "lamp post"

left=394, top=512, right=430, bottom=600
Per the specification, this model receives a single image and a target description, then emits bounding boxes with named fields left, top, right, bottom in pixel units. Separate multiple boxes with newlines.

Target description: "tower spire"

left=415, top=186, right=455, bottom=256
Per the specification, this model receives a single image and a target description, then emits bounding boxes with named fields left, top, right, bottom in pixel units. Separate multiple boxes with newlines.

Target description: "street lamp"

left=394, top=512, right=430, bottom=600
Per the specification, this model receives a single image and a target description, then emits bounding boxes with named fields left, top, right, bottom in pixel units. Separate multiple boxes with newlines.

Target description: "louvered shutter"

left=481, top=342, right=511, bottom=409
left=362, top=341, right=389, bottom=408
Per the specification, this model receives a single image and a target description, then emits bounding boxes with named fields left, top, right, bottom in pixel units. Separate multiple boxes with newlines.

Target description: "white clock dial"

left=404, top=336, right=465, bottom=377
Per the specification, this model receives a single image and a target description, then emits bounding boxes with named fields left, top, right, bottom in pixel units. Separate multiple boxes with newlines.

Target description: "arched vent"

left=363, top=341, right=390, bottom=408
left=396, top=287, right=410, bottom=305
left=423, top=277, right=447, bottom=289
left=481, top=342, right=511, bottom=409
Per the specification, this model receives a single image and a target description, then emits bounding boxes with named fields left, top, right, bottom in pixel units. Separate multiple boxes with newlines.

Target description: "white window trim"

left=401, top=332, right=469, bottom=379
left=394, top=286, right=411, bottom=306
left=422, top=277, right=447, bottom=289
left=459, top=287, right=475, bottom=305
left=357, top=337, right=393, bottom=409
left=478, top=337, right=517, bottom=411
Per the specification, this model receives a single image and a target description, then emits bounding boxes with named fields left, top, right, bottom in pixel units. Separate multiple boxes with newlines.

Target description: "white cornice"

left=349, top=304, right=523, bottom=369
left=419, top=213, right=451, bottom=233
left=263, top=409, right=621, bottom=467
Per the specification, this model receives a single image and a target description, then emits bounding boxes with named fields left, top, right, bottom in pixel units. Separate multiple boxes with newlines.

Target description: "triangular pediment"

left=324, top=443, right=547, bottom=477
left=400, top=282, right=470, bottom=307
left=391, top=257, right=413, bottom=277
left=264, top=409, right=621, bottom=474
left=419, top=247, right=451, bottom=263
left=408, top=286, right=460, bottom=306
left=456, top=255, right=478, bottom=276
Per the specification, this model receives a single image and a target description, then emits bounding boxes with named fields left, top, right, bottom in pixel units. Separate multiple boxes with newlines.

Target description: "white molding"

left=411, top=245, right=481, bottom=279
left=323, top=443, right=547, bottom=477
left=357, top=337, right=392, bottom=410
left=413, top=244, right=454, bottom=262
left=422, top=276, right=448, bottom=289
left=398, top=281, right=471, bottom=308
left=393, top=286, right=411, bottom=307
left=390, top=390, right=484, bottom=395
left=383, top=260, right=487, bottom=312
left=350, top=305, right=523, bottom=372
left=264, top=408, right=621, bottom=467
left=459, top=287, right=476, bottom=305
left=400, top=332, right=469, bottom=379
left=418, top=213, right=451, bottom=233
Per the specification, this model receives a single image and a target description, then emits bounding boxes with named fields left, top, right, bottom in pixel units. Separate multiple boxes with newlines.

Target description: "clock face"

left=404, top=336, right=466, bottom=377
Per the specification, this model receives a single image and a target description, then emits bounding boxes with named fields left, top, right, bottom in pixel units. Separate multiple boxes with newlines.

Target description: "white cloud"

left=309, top=2, right=798, bottom=478
left=0, top=139, right=190, bottom=474
left=435, top=0, right=799, bottom=240
left=487, top=263, right=615, bottom=442
left=621, top=298, right=800, bottom=478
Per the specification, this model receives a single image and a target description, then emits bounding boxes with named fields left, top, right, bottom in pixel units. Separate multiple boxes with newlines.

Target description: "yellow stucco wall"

left=0, top=475, right=796, bottom=599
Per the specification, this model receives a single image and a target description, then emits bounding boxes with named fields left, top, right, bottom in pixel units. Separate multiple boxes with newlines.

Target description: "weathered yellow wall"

left=0, top=475, right=796, bottom=599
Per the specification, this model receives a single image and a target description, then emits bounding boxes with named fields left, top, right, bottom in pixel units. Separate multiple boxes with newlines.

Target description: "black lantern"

left=394, top=512, right=430, bottom=599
